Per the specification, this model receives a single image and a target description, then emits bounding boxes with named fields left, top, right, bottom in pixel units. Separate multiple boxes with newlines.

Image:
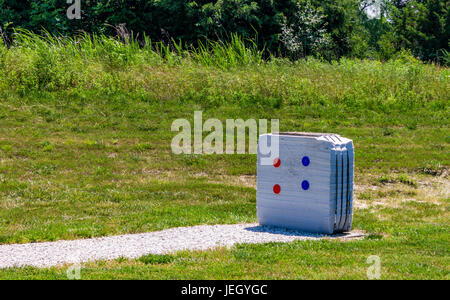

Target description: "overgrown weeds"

left=0, top=31, right=447, bottom=116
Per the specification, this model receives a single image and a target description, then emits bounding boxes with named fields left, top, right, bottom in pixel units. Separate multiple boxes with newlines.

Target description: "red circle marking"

left=273, top=158, right=281, bottom=168
left=273, top=184, right=281, bottom=194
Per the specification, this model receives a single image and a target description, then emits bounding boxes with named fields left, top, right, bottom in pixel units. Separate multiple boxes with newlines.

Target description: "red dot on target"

left=273, top=184, right=281, bottom=194
left=273, top=158, right=281, bottom=168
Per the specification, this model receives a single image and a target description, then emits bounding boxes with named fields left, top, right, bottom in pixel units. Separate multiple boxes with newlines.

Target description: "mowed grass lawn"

left=0, top=34, right=448, bottom=279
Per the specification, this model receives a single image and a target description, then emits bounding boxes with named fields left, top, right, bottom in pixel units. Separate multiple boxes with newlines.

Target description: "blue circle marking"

left=302, top=156, right=310, bottom=166
left=301, top=180, right=310, bottom=190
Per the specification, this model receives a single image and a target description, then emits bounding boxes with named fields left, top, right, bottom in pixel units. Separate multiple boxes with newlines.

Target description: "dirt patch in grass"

left=213, top=171, right=449, bottom=211
left=134, top=170, right=449, bottom=210
left=216, top=175, right=257, bottom=188
left=354, top=172, right=449, bottom=209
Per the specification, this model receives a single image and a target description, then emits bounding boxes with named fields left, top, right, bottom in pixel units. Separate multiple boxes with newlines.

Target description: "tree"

left=280, top=1, right=332, bottom=59
left=385, top=0, right=449, bottom=62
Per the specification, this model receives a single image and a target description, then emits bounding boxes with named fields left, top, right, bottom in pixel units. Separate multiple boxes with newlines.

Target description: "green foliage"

left=191, top=34, right=264, bottom=69
left=440, top=48, right=450, bottom=66
left=385, top=0, right=449, bottom=64
left=0, top=32, right=447, bottom=170
left=138, top=254, right=176, bottom=265
left=377, top=31, right=398, bottom=60
left=1, top=0, right=448, bottom=62
left=0, top=30, right=267, bottom=92
left=0, top=0, right=377, bottom=60
left=280, top=1, right=333, bottom=59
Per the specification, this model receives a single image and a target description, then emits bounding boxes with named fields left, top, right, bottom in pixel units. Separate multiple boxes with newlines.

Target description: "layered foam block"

left=256, top=132, right=354, bottom=234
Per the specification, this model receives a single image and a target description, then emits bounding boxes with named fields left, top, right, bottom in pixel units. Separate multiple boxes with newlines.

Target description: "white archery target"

left=257, top=133, right=354, bottom=234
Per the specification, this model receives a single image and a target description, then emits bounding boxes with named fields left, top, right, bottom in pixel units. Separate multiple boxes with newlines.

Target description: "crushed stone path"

left=0, top=223, right=364, bottom=268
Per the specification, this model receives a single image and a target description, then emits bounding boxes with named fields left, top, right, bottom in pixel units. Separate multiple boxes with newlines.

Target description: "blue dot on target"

left=302, top=180, right=310, bottom=190
left=302, top=156, right=310, bottom=166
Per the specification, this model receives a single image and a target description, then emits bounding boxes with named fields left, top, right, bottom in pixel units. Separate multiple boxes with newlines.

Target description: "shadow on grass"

left=244, top=225, right=365, bottom=239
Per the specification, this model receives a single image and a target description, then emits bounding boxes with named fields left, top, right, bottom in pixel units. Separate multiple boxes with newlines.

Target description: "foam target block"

left=256, top=132, right=354, bottom=234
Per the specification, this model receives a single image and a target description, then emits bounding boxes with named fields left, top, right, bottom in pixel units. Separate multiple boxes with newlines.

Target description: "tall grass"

left=0, top=30, right=448, bottom=114
left=3, top=30, right=263, bottom=68
left=190, top=34, right=264, bottom=68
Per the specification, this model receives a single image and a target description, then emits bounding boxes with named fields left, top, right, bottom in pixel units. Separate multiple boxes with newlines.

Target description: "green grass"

left=0, top=33, right=448, bottom=279
left=1, top=217, right=448, bottom=279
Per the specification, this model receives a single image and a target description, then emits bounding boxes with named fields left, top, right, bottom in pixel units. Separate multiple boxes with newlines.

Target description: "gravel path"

left=0, top=223, right=364, bottom=268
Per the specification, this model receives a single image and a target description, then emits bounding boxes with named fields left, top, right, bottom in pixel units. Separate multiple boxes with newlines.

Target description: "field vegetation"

left=0, top=32, right=448, bottom=279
